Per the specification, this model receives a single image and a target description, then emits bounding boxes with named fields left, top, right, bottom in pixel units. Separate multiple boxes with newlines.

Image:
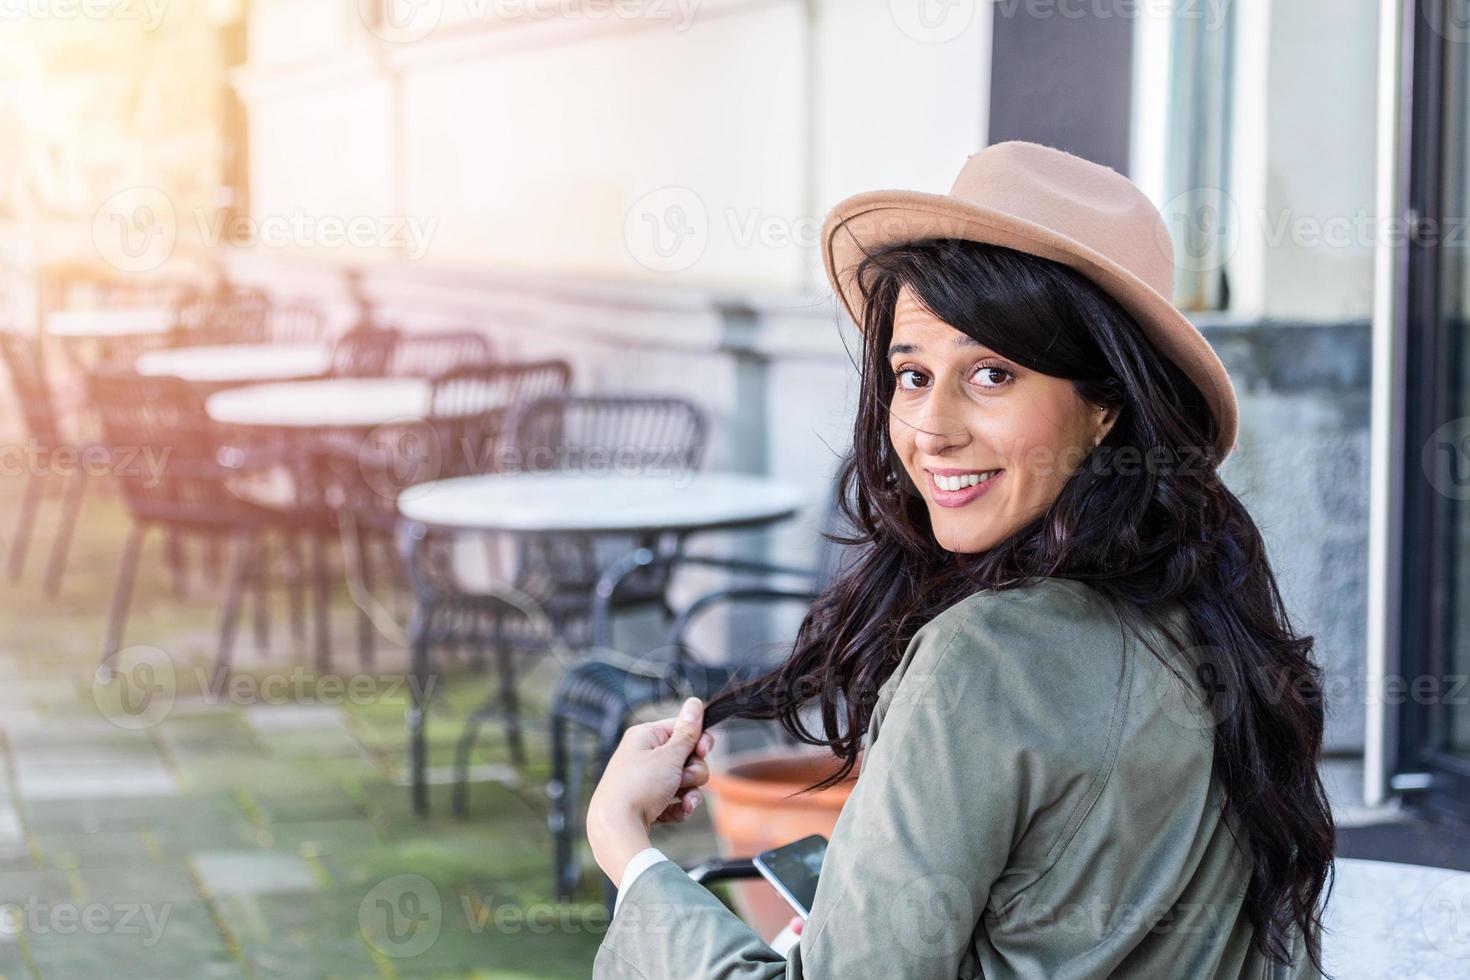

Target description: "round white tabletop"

left=205, top=377, right=430, bottom=429
left=46, top=307, right=175, bottom=338
left=137, top=343, right=331, bottom=384
left=1322, top=857, right=1470, bottom=977
left=398, top=472, right=806, bottom=534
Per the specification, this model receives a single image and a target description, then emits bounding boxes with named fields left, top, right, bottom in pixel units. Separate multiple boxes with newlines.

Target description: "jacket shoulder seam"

left=996, top=603, right=1137, bottom=913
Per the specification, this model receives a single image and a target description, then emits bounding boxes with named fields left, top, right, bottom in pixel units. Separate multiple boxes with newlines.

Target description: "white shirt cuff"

left=613, top=847, right=671, bottom=916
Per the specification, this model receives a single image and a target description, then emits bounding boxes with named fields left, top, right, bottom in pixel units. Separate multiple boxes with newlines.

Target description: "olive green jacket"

left=594, top=577, right=1320, bottom=979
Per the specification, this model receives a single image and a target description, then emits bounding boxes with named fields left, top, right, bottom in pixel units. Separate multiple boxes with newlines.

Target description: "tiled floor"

left=0, top=473, right=718, bottom=978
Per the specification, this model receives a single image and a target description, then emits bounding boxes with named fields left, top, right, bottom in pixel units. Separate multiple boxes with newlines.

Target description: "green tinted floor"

left=0, top=471, right=718, bottom=978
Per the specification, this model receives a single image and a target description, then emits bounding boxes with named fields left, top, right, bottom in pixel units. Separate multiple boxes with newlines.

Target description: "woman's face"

left=886, top=285, right=1117, bottom=554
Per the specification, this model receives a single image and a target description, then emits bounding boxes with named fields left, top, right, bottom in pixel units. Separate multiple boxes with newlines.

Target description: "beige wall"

left=234, top=0, right=992, bottom=293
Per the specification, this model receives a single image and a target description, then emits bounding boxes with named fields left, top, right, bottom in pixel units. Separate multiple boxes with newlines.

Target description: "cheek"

left=887, top=413, right=913, bottom=461
left=986, top=408, right=1072, bottom=490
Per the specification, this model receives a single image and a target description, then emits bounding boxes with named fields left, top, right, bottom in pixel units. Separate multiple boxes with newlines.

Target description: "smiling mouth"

left=925, top=468, right=1003, bottom=507
left=928, top=469, right=1002, bottom=491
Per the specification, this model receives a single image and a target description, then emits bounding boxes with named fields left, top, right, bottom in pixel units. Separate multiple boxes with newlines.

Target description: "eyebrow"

left=886, top=335, right=985, bottom=357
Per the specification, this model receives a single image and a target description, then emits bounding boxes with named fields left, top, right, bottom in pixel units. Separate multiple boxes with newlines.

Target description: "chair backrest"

left=389, top=330, right=493, bottom=378
left=267, top=301, right=327, bottom=344
left=94, top=278, right=187, bottom=310
left=330, top=324, right=401, bottom=377
left=214, top=286, right=271, bottom=343
left=428, top=359, right=573, bottom=479
left=501, top=394, right=707, bottom=597
left=171, top=285, right=214, bottom=336
left=0, top=331, right=62, bottom=449
left=172, top=285, right=270, bottom=346
left=86, top=371, right=234, bottom=522
left=507, top=393, right=707, bottom=479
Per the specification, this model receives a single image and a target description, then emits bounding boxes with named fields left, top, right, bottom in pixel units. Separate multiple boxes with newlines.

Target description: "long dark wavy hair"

left=703, top=238, right=1335, bottom=975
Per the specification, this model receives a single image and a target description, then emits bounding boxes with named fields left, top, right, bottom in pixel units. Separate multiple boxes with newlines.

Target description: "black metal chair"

left=88, top=372, right=300, bottom=680
left=398, top=393, right=708, bottom=816
left=329, top=324, right=401, bottom=377
left=170, top=285, right=271, bottom=347
left=388, top=330, right=494, bottom=378
left=265, top=301, right=327, bottom=345
left=94, top=277, right=192, bottom=310
left=426, top=360, right=574, bottom=479
left=545, top=481, right=856, bottom=904
left=43, top=273, right=192, bottom=371
left=327, top=360, right=575, bottom=668
left=0, top=331, right=89, bottom=597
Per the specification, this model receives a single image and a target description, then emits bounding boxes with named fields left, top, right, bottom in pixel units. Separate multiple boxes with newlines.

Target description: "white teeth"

left=933, top=470, right=998, bottom=492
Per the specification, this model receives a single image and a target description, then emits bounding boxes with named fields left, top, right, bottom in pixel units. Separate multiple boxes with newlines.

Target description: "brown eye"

left=894, top=368, right=929, bottom=390
left=972, top=364, right=1011, bottom=388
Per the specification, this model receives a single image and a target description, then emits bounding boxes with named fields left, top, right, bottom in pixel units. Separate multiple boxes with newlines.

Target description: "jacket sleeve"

left=593, top=588, right=1114, bottom=979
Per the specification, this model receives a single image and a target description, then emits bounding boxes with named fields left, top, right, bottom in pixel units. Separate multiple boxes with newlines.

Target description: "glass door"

left=1401, top=0, right=1470, bottom=819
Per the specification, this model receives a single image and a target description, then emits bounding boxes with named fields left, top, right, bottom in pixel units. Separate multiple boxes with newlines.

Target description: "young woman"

left=586, top=142, right=1335, bottom=979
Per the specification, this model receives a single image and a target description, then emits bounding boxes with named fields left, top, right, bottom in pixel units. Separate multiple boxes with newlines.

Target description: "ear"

left=1090, top=401, right=1120, bottom=450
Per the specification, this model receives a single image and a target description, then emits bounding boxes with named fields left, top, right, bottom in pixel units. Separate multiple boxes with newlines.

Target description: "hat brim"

left=820, top=189, right=1239, bottom=461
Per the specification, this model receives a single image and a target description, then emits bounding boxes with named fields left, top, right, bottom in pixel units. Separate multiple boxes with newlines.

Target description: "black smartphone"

left=751, top=834, right=827, bottom=920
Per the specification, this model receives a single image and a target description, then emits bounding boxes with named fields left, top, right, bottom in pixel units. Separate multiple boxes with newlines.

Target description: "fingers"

left=789, top=916, right=804, bottom=936
left=679, top=757, right=709, bottom=790
left=662, top=697, right=704, bottom=757
left=652, top=788, right=703, bottom=824
left=626, top=709, right=716, bottom=759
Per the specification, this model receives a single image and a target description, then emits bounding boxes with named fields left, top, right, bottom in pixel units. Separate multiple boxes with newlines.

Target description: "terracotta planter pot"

left=702, top=748, right=858, bottom=940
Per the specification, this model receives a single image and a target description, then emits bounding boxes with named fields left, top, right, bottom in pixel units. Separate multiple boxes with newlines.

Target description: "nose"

left=908, top=381, right=973, bottom=457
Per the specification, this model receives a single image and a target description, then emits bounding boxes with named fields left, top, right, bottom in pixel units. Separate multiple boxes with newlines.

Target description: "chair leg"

left=165, top=529, right=187, bottom=596
left=549, top=711, right=575, bottom=900
left=311, top=532, right=332, bottom=673
left=285, top=535, right=305, bottom=641
left=42, top=468, right=87, bottom=598
left=99, top=522, right=147, bottom=680
left=215, top=532, right=258, bottom=678
left=408, top=603, right=434, bottom=816
left=249, top=531, right=270, bottom=655
left=451, top=700, right=496, bottom=818
left=356, top=527, right=375, bottom=669
left=7, top=471, right=45, bottom=581
left=495, top=645, right=526, bottom=767
left=204, top=535, right=223, bottom=588
left=595, top=720, right=627, bottom=911
left=559, top=730, right=596, bottom=897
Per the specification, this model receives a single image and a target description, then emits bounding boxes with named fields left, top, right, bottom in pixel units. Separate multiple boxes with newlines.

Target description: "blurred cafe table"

left=136, top=342, right=331, bottom=391
left=204, top=377, right=433, bottom=668
left=395, top=470, right=807, bottom=812
left=46, top=306, right=177, bottom=366
left=205, top=376, right=429, bottom=429
left=47, top=306, right=175, bottom=339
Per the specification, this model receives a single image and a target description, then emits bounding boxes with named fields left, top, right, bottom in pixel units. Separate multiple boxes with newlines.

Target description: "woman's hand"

left=587, top=696, right=716, bottom=887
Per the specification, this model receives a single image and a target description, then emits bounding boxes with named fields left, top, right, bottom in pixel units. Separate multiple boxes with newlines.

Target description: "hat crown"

left=949, top=141, right=1177, bottom=299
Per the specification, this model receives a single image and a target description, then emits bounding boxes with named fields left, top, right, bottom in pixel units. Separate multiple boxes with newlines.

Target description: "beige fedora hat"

left=820, top=140, right=1238, bottom=462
